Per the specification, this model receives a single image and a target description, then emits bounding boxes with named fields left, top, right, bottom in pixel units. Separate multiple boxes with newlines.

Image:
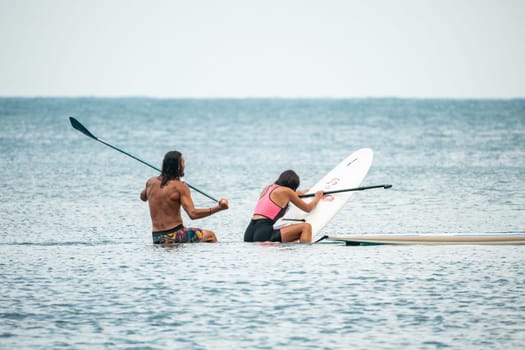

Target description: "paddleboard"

left=325, top=234, right=525, bottom=245
left=274, top=148, right=374, bottom=241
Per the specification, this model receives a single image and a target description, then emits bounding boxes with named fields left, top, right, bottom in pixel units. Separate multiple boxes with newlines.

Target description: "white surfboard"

left=324, top=234, right=525, bottom=245
left=274, top=148, right=374, bottom=241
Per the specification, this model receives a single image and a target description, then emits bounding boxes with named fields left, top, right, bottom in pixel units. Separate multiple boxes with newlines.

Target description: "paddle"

left=282, top=184, right=392, bottom=223
left=313, top=235, right=329, bottom=244
left=299, top=184, right=392, bottom=198
left=69, top=117, right=219, bottom=203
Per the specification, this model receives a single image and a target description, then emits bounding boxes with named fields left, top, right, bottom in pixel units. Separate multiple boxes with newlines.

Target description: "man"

left=141, top=151, right=229, bottom=243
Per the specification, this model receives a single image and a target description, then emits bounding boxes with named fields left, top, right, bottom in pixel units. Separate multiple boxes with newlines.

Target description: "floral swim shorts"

left=152, top=225, right=204, bottom=244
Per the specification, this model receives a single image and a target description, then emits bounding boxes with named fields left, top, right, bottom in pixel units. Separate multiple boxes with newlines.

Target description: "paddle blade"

left=384, top=184, right=392, bottom=189
left=69, top=117, right=96, bottom=139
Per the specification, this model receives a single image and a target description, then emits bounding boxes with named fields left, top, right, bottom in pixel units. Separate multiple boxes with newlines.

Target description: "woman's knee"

left=302, top=223, right=312, bottom=232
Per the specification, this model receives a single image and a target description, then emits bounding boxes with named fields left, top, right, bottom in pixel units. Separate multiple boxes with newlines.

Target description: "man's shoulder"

left=163, top=178, right=188, bottom=190
left=174, top=179, right=189, bottom=191
left=147, top=176, right=161, bottom=184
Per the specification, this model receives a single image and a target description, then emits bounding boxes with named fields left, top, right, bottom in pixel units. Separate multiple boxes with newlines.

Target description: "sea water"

left=1, top=98, right=524, bottom=349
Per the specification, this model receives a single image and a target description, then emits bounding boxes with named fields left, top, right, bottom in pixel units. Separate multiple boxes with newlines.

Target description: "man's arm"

left=180, top=183, right=228, bottom=219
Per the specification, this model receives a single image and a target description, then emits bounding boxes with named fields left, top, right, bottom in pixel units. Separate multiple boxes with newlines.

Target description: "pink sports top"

left=253, top=184, right=286, bottom=221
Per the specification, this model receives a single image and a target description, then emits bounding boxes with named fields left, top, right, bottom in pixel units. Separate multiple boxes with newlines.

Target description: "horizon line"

left=1, top=95, right=524, bottom=100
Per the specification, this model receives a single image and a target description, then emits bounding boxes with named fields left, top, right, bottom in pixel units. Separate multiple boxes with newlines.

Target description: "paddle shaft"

left=69, top=117, right=219, bottom=202
left=299, top=184, right=392, bottom=198
left=313, top=235, right=329, bottom=244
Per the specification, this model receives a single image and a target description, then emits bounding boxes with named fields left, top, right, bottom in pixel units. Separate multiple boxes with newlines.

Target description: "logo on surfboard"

left=346, top=157, right=358, bottom=167
left=324, top=177, right=340, bottom=189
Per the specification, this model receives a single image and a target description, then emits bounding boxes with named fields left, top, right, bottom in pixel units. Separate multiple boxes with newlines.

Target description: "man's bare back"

left=141, top=176, right=185, bottom=231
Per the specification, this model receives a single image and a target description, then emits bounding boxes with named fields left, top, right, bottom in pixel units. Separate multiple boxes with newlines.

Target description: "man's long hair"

left=275, top=170, right=300, bottom=191
left=160, top=151, right=184, bottom=187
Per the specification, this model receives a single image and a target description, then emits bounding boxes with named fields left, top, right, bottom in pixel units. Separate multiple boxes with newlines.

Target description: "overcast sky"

left=1, top=0, right=524, bottom=98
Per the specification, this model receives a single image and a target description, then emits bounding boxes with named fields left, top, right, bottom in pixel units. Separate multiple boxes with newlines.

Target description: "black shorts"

left=244, top=219, right=282, bottom=242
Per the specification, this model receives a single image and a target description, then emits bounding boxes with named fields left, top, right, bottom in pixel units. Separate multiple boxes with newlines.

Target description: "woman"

left=244, top=170, right=324, bottom=243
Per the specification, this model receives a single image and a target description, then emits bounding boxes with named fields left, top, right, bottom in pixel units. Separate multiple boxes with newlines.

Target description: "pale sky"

left=1, top=0, right=524, bottom=98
